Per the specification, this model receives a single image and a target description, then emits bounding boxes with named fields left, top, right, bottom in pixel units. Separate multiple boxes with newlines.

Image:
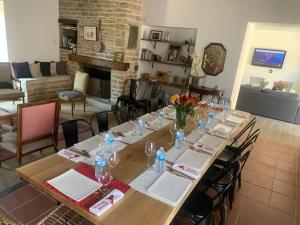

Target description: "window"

left=0, top=0, right=8, bottom=62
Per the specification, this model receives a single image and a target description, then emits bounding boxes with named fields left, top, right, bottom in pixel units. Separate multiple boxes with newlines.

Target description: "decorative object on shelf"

left=114, top=52, right=125, bottom=62
left=163, top=32, right=170, bottom=42
left=167, top=44, right=181, bottom=62
left=155, top=71, right=169, bottom=83
left=83, top=26, right=97, bottom=41
left=272, top=81, right=288, bottom=91
left=260, top=79, right=269, bottom=91
left=141, top=73, right=150, bottom=80
left=149, top=30, right=163, bottom=41
left=202, top=43, right=227, bottom=76
left=173, top=76, right=179, bottom=84
left=170, top=93, right=198, bottom=129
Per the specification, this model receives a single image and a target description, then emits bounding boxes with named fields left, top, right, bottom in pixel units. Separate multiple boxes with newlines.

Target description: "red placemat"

left=45, top=163, right=130, bottom=211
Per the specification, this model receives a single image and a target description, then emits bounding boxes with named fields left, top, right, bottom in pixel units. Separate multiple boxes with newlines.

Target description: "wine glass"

left=99, top=166, right=112, bottom=187
left=108, top=152, right=120, bottom=168
left=144, top=140, right=156, bottom=169
left=169, top=122, right=178, bottom=145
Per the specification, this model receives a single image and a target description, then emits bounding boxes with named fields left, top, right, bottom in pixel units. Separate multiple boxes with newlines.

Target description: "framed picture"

left=149, top=30, right=163, bottom=41
left=114, top=51, right=124, bottom=62
left=83, top=26, right=97, bottom=41
left=202, top=43, right=227, bottom=76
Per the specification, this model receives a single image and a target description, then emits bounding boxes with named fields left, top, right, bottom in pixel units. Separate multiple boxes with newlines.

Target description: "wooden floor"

left=224, top=115, right=300, bottom=225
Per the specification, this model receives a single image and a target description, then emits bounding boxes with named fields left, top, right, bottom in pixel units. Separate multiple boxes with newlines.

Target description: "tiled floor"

left=225, top=116, right=300, bottom=225
left=0, top=108, right=299, bottom=224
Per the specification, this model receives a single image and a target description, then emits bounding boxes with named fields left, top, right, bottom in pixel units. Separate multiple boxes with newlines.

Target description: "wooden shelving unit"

left=139, top=58, right=192, bottom=69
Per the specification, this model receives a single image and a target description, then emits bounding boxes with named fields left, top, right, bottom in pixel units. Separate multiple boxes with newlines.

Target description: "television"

left=251, top=48, right=286, bottom=69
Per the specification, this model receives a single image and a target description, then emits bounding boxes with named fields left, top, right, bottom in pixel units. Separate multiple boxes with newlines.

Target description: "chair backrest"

left=0, top=62, right=13, bottom=89
left=73, top=71, right=89, bottom=93
left=51, top=119, right=95, bottom=152
left=238, top=128, right=261, bottom=153
left=136, top=79, right=152, bottom=100
left=228, top=117, right=257, bottom=147
left=149, top=97, right=159, bottom=112
left=17, top=99, right=60, bottom=145
left=211, top=160, right=241, bottom=201
left=90, top=111, right=109, bottom=133
left=116, top=105, right=129, bottom=125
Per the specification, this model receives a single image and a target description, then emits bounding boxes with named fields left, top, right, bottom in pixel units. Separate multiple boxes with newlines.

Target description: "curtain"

left=0, top=0, right=8, bottom=62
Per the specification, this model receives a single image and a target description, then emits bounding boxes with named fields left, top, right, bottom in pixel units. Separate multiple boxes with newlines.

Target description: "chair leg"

left=83, top=99, right=86, bottom=115
left=71, top=101, right=74, bottom=117
left=22, top=96, right=25, bottom=103
left=238, top=173, right=242, bottom=188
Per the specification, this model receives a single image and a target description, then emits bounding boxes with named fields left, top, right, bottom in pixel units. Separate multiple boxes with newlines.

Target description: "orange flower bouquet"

left=170, top=93, right=198, bottom=129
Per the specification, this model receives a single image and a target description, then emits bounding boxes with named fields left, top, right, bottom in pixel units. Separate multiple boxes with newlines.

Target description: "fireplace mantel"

left=68, top=54, right=130, bottom=71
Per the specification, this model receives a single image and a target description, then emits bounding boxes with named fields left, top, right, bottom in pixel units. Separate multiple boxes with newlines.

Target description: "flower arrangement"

left=170, top=93, right=198, bottom=129
left=273, top=81, right=288, bottom=91
left=260, top=79, right=269, bottom=90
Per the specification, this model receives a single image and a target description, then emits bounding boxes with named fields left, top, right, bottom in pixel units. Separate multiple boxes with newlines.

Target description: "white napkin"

left=185, top=130, right=203, bottom=144
left=172, top=162, right=200, bottom=179
left=141, top=113, right=157, bottom=123
left=226, top=115, right=245, bottom=124
left=193, top=134, right=224, bottom=154
left=57, top=149, right=85, bottom=162
left=89, top=189, right=124, bottom=216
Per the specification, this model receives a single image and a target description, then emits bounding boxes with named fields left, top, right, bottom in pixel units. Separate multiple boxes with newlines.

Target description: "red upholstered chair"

left=0, top=99, right=60, bottom=165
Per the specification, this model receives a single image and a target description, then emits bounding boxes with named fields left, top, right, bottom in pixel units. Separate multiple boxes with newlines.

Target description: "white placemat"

left=226, top=115, right=245, bottom=124
left=176, top=149, right=211, bottom=171
left=47, top=169, right=101, bottom=202
left=185, top=130, right=204, bottom=144
left=116, top=128, right=153, bottom=144
left=74, top=135, right=103, bottom=152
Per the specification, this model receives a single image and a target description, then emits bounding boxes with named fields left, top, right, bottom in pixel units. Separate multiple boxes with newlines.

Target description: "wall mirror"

left=202, top=43, right=227, bottom=76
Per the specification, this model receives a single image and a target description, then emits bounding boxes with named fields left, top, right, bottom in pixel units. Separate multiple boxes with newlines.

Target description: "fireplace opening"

left=83, top=66, right=111, bottom=99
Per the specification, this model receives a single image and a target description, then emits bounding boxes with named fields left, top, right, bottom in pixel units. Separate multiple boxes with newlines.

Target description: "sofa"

left=11, top=61, right=72, bottom=102
left=236, top=85, right=300, bottom=124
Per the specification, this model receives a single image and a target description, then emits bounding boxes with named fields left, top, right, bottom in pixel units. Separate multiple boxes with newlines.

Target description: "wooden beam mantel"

left=68, top=54, right=130, bottom=71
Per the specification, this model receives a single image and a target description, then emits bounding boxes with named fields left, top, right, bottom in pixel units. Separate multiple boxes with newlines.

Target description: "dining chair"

left=0, top=99, right=60, bottom=165
left=115, top=105, right=130, bottom=125
left=90, top=110, right=110, bottom=133
left=51, top=118, right=95, bottom=152
left=58, top=71, right=89, bottom=117
left=175, top=161, right=241, bottom=225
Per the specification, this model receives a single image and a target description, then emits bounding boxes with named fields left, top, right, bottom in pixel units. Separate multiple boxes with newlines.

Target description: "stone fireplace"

left=59, top=0, right=141, bottom=102
left=83, top=66, right=111, bottom=99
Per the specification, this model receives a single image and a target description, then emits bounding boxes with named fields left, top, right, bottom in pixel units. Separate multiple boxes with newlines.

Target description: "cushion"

left=58, top=90, right=84, bottom=100
left=56, top=61, right=67, bottom=75
left=11, top=62, right=32, bottom=79
left=0, top=82, right=13, bottom=89
left=50, top=63, right=57, bottom=76
left=29, top=63, right=42, bottom=78
left=35, top=61, right=51, bottom=76
left=74, top=71, right=88, bottom=92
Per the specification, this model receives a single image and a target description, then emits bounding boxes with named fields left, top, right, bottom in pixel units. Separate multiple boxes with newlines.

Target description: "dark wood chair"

left=90, top=111, right=110, bottom=133
left=51, top=118, right=95, bottom=152
left=115, top=105, right=130, bottom=125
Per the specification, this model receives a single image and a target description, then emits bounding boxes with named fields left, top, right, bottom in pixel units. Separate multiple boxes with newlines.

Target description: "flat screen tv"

left=251, top=48, right=286, bottom=69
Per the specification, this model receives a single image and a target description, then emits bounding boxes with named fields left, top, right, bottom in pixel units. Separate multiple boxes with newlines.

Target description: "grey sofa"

left=236, top=85, right=300, bottom=124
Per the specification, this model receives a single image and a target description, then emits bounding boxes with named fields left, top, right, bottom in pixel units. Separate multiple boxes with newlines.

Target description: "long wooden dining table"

left=16, top=108, right=253, bottom=225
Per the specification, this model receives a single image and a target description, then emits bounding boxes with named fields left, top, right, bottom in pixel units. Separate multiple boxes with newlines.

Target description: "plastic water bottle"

left=105, top=131, right=114, bottom=155
left=198, top=119, right=206, bottom=134
left=159, top=109, right=165, bottom=125
left=175, top=129, right=185, bottom=149
left=137, top=118, right=145, bottom=136
left=155, top=147, right=166, bottom=172
left=207, top=110, right=215, bottom=129
left=95, top=150, right=107, bottom=182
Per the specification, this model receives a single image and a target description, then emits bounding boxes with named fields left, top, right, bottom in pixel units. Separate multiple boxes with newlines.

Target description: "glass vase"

left=176, top=108, right=188, bottom=130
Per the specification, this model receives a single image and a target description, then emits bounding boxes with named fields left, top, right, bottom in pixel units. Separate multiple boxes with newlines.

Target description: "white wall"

left=4, top=0, right=59, bottom=62
left=141, top=0, right=300, bottom=103
left=242, top=28, right=300, bottom=94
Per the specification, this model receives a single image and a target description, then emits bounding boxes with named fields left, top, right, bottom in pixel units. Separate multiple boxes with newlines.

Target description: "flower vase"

left=176, top=108, right=188, bottom=130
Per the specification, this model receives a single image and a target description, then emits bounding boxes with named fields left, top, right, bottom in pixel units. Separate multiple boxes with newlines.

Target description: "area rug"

left=37, top=205, right=94, bottom=225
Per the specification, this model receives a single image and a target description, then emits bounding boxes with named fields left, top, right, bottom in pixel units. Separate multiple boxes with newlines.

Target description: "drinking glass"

left=99, top=166, right=112, bottom=187
left=108, top=152, right=120, bottom=168
left=169, top=122, right=178, bottom=145
left=144, top=140, right=156, bottom=169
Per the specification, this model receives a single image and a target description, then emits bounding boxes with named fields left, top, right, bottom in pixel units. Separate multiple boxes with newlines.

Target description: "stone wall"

left=59, top=0, right=141, bottom=102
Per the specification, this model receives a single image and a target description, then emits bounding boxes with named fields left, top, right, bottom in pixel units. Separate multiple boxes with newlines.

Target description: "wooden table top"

left=16, top=109, right=252, bottom=225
